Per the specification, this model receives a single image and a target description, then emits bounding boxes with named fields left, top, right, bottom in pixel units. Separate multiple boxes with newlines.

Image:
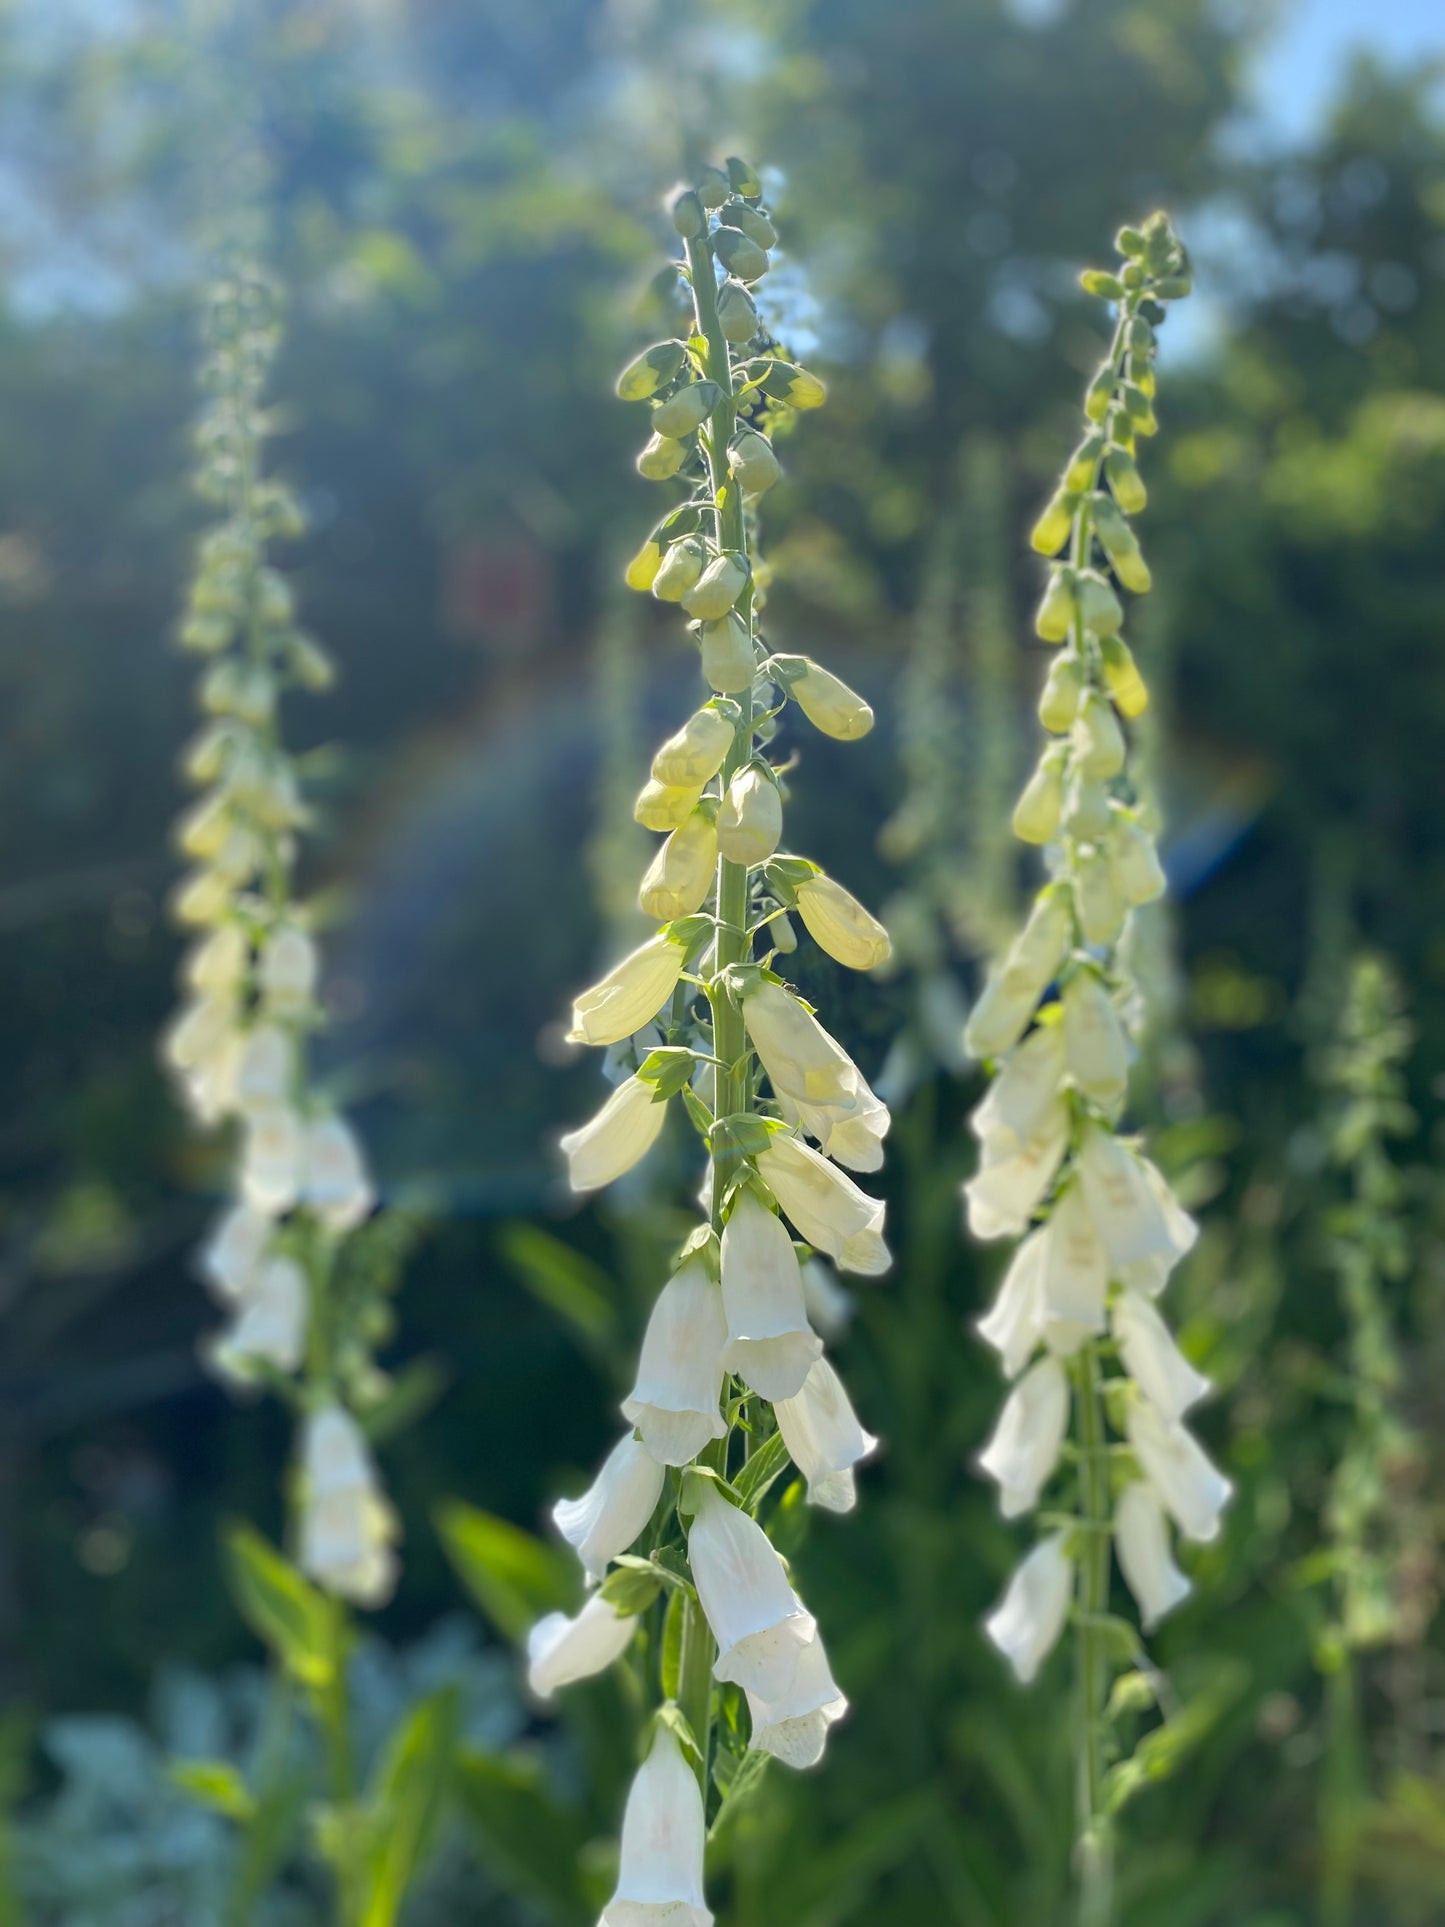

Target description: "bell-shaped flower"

left=1062, top=972, right=1129, bottom=1110
left=717, top=766, right=781, bottom=866
left=700, top=614, right=757, bottom=695
left=241, top=1105, right=305, bottom=1216
left=970, top=1022, right=1066, bottom=1161
left=964, top=1097, right=1069, bottom=1240
left=794, top=875, right=890, bottom=972
left=1037, top=1183, right=1109, bottom=1350
left=1117, top=1155, right=1199, bottom=1296
left=163, top=992, right=235, bottom=1077
left=754, top=1134, right=889, bottom=1277
left=183, top=922, right=250, bottom=997
left=1112, top=1289, right=1209, bottom=1422
left=978, top=1355, right=1069, bottom=1519
left=634, top=778, right=704, bottom=833
left=984, top=1531, right=1074, bottom=1685
left=298, top=1403, right=399, bottom=1607
left=681, top=551, right=749, bottom=622
left=569, top=933, right=687, bottom=1048
left=688, top=1484, right=816, bottom=1699
left=1125, top=1395, right=1231, bottom=1544
left=622, top=1259, right=729, bottom=1466
left=650, top=707, right=735, bottom=789
left=1076, top=1124, right=1178, bottom=1271
left=784, top=658, right=873, bottom=741
left=553, top=1432, right=666, bottom=1584
left=719, top=1190, right=822, bottom=1400
left=774, top=1358, right=876, bottom=1512
left=1109, top=810, right=1166, bottom=906
left=1073, top=845, right=1126, bottom=948
left=562, top=1074, right=669, bottom=1193
left=746, top=1621, right=848, bottom=1769
left=198, top=1201, right=274, bottom=1300
left=977, top=1230, right=1046, bottom=1379
left=601, top=1724, right=713, bottom=1927
left=780, top=1077, right=890, bottom=1174
left=526, top=1593, right=637, bottom=1699
left=741, top=981, right=861, bottom=1116
left=260, top=925, right=319, bottom=1013
left=212, top=1253, right=307, bottom=1380
left=799, top=1257, right=854, bottom=1339
left=303, top=1113, right=375, bottom=1232
left=964, top=891, right=1072, bottom=1060
left=1114, top=1481, right=1191, bottom=1631
left=639, top=811, right=717, bottom=922
left=231, top=1024, right=294, bottom=1116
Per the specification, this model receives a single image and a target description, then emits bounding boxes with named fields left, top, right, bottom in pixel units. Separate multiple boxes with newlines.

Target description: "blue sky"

left=1252, top=0, right=1444, bottom=142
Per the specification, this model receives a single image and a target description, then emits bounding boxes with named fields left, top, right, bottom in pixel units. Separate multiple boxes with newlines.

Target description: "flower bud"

left=963, top=890, right=1071, bottom=1060
left=634, top=777, right=703, bottom=832
left=260, top=925, right=318, bottom=1014
left=651, top=536, right=707, bottom=602
left=639, top=810, right=718, bottom=921
left=1099, top=634, right=1149, bottom=717
left=1092, top=495, right=1152, bottom=592
left=651, top=707, right=736, bottom=787
left=1084, top=368, right=1115, bottom=423
left=1076, top=569, right=1123, bottom=637
left=985, top=1532, right=1073, bottom=1684
left=569, top=932, right=687, bottom=1046
left=712, top=225, right=769, bottom=282
left=561, top=1073, right=669, bottom=1192
left=1073, top=845, right=1126, bottom=946
left=682, top=552, right=749, bottom=621
left=1063, top=772, right=1113, bottom=840
left=1033, top=568, right=1076, bottom=644
left=1109, top=811, right=1166, bottom=904
left=698, top=164, right=731, bottom=208
left=1062, top=970, right=1128, bottom=1108
left=527, top=1594, right=636, bottom=1699
left=1080, top=268, right=1124, bottom=300
left=769, top=909, right=797, bottom=955
left=1063, top=433, right=1106, bottom=492
left=651, top=379, right=721, bottom=438
left=1038, top=656, right=1084, bottom=734
left=782, top=658, right=874, bottom=740
left=795, top=874, right=891, bottom=971
left=182, top=721, right=237, bottom=784
left=636, top=433, right=688, bottom=481
left=717, top=278, right=759, bottom=343
left=554, top=1432, right=665, bottom=1582
left=728, top=426, right=781, bottom=497
left=761, top=361, right=827, bottom=409
left=624, top=537, right=664, bottom=592
left=978, top=1355, right=1069, bottom=1518
left=616, top=339, right=687, bottom=403
left=1104, top=444, right=1147, bottom=514
left=1073, top=689, right=1126, bottom=779
left=718, top=764, right=782, bottom=865
left=1029, top=490, right=1075, bottom=557
left=1011, top=751, right=1065, bottom=845
left=721, top=201, right=776, bottom=249
left=700, top=613, right=756, bottom=694
left=176, top=789, right=233, bottom=860
left=1121, top=382, right=1158, bottom=436
left=670, top=187, right=706, bottom=238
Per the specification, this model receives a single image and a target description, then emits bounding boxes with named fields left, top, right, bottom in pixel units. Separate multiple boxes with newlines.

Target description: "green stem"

left=1320, top=1654, right=1361, bottom=1927
left=678, top=1588, right=716, bottom=1797
left=1073, top=1344, right=1114, bottom=1927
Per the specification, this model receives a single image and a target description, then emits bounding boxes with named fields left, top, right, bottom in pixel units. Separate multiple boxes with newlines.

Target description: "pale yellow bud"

left=1109, top=811, right=1166, bottom=904
left=728, top=427, right=781, bottom=497
left=636, top=433, right=688, bottom=481
left=634, top=777, right=704, bottom=833
left=795, top=875, right=891, bottom=971
left=700, top=614, right=756, bottom=694
left=173, top=867, right=234, bottom=927
left=1063, top=773, right=1114, bottom=841
left=787, top=660, right=874, bottom=741
left=1012, top=754, right=1065, bottom=845
left=569, top=933, right=687, bottom=1047
left=1074, top=846, right=1126, bottom=947
left=1038, top=657, right=1084, bottom=734
left=176, top=789, right=233, bottom=860
left=651, top=380, right=721, bottom=438
left=639, top=810, right=718, bottom=921
left=1062, top=971, right=1129, bottom=1108
left=652, top=537, right=706, bottom=603
left=682, top=552, right=749, bottom=622
left=651, top=707, right=735, bottom=787
left=964, top=890, right=1072, bottom=1060
left=1099, top=635, right=1149, bottom=719
left=1073, top=690, right=1126, bottom=779
left=184, top=922, right=250, bottom=996
left=718, top=279, right=760, bottom=343
left=717, top=766, right=782, bottom=865
left=625, top=537, right=663, bottom=592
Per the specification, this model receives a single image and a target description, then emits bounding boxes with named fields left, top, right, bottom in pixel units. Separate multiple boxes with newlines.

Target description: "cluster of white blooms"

left=962, top=220, right=1228, bottom=1710
left=537, top=159, right=886, bottom=1924
left=161, top=259, right=394, bottom=1606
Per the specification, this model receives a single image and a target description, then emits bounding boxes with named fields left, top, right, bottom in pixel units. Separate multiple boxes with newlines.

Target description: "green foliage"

left=222, top=1524, right=339, bottom=1691
left=433, top=1501, right=575, bottom=1643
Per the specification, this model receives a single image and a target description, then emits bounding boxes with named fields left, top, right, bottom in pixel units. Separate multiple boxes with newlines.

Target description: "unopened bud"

left=1077, top=570, right=1123, bottom=637
left=712, top=226, right=769, bottom=283
left=1115, top=225, right=1147, bottom=258
left=1085, top=369, right=1115, bottom=423
left=639, top=810, right=718, bottom=922
left=616, top=340, right=687, bottom=403
left=1074, top=690, right=1127, bottom=780
left=1064, top=434, right=1106, bottom=492
left=1073, top=846, right=1126, bottom=947
left=1104, top=445, right=1147, bottom=515
left=180, top=612, right=233, bottom=654
left=682, top=552, right=749, bottom=621
left=698, top=166, right=731, bottom=209
left=652, top=536, right=707, bottom=603
left=651, top=380, right=720, bottom=438
left=769, top=909, right=797, bottom=955
left=761, top=362, right=826, bottom=410
left=721, top=202, right=776, bottom=249
left=718, top=280, right=759, bottom=343
left=1099, top=635, right=1149, bottom=718
left=1109, top=810, right=1166, bottom=904
left=652, top=707, right=736, bottom=787
left=1120, top=382, right=1158, bottom=437
left=1080, top=269, right=1124, bottom=301
left=725, top=156, right=762, bottom=198
left=636, top=433, right=688, bottom=482
left=718, top=764, right=783, bottom=866
left=1012, top=752, right=1066, bottom=845
left=780, top=657, right=874, bottom=741
left=625, top=536, right=664, bottom=592
left=1064, top=774, right=1114, bottom=840
left=1029, top=490, right=1076, bottom=557
left=1038, top=656, right=1084, bottom=734
left=670, top=188, right=706, bottom=238
left=700, top=613, right=756, bottom=693
left=1092, top=496, right=1152, bottom=594
left=635, top=777, right=704, bottom=833
left=1034, top=568, right=1077, bottom=644
left=728, top=426, right=781, bottom=497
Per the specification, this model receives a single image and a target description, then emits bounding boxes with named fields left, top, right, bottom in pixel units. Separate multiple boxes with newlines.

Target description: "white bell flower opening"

left=746, top=1621, right=848, bottom=1769
left=1075, top=1123, right=1178, bottom=1271
left=687, top=1484, right=816, bottom=1700
left=1061, top=972, right=1129, bottom=1110
left=977, top=1230, right=1047, bottom=1379
left=1112, top=1289, right=1210, bottom=1422
left=554, top=1433, right=666, bottom=1583
left=569, top=934, right=687, bottom=1049
left=1125, top=1395, right=1232, bottom=1545
left=621, top=1259, right=729, bottom=1467
left=780, top=1077, right=890, bottom=1174
left=740, top=981, right=862, bottom=1115
left=964, top=1097, right=1069, bottom=1241
left=601, top=1724, right=713, bottom=1927
left=562, top=1075, right=670, bottom=1193
left=719, top=1190, right=823, bottom=1401
left=298, top=1404, right=399, bottom=1607
left=1117, top=1155, right=1200, bottom=1297
left=198, top=1201, right=275, bottom=1300
left=1037, top=1183, right=1109, bottom=1351
left=1114, top=1480, right=1191, bottom=1631
left=755, top=1135, right=890, bottom=1278
left=794, top=875, right=891, bottom=972
left=969, top=1022, right=1067, bottom=1160
left=212, top=1253, right=307, bottom=1380
left=526, top=1593, right=637, bottom=1699
left=240, top=1105, right=306, bottom=1216
left=773, top=1358, right=877, bottom=1512
left=984, top=1531, right=1074, bottom=1685
left=303, top=1113, right=375, bottom=1232
left=978, top=1355, right=1069, bottom=1519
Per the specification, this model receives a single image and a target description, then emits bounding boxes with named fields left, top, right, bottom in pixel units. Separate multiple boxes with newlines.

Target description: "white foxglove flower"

left=1114, top=1481, right=1191, bottom=1631
left=650, top=706, right=735, bottom=788
left=1118, top=1155, right=1199, bottom=1296
left=740, top=981, right=862, bottom=1115
left=687, top=1484, right=816, bottom=1698
left=964, top=890, right=1072, bottom=1060
left=755, top=1135, right=890, bottom=1278
left=232, top=1024, right=294, bottom=1114
left=1125, top=1395, right=1231, bottom=1544
left=569, top=933, right=687, bottom=1048
left=964, top=1097, right=1069, bottom=1240
left=526, top=1593, right=636, bottom=1699
left=969, top=1022, right=1066, bottom=1160
left=1112, top=1289, right=1209, bottom=1422
left=198, top=1202, right=275, bottom=1300
left=719, top=1190, right=822, bottom=1400
left=240, top=1105, right=305, bottom=1215
left=978, top=1355, right=1069, bottom=1518
left=1037, top=1184, right=1109, bottom=1350
left=717, top=765, right=782, bottom=865
left=1075, top=1123, right=1177, bottom=1271
left=184, top=923, right=249, bottom=997
left=1109, top=812, right=1166, bottom=905
left=799, top=1258, right=854, bottom=1340
left=746, top=1621, right=847, bottom=1768
left=260, top=925, right=318, bottom=1013
left=562, top=1075, right=669, bottom=1192
left=622, top=1260, right=729, bottom=1466
left=984, top=1531, right=1074, bottom=1685
left=1061, top=972, right=1128, bottom=1109
left=786, top=658, right=873, bottom=741
left=299, top=1403, right=399, bottom=1606
left=303, top=1113, right=375, bottom=1232
left=977, top=1230, right=1046, bottom=1378
left=794, top=874, right=891, bottom=972
left=554, top=1433, right=666, bottom=1583
left=638, top=811, right=718, bottom=922
left=601, top=1724, right=713, bottom=1927
left=213, top=1254, right=307, bottom=1379
left=774, top=1358, right=876, bottom=1512
left=162, top=993, right=235, bottom=1076
left=781, top=1077, right=890, bottom=1174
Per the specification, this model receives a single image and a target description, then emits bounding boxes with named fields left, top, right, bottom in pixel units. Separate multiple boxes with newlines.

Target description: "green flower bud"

left=725, top=155, right=762, bottom=198
left=698, top=165, right=732, bottom=209
left=1109, top=809, right=1166, bottom=903
left=718, top=279, right=760, bottom=343
left=1092, top=496, right=1152, bottom=594
left=759, top=360, right=826, bottom=409
left=1080, top=269, right=1123, bottom=300
left=1038, top=656, right=1084, bottom=734
left=1106, top=404, right=1136, bottom=452
left=712, top=226, right=769, bottom=283
left=1104, top=445, right=1147, bottom=515
left=1121, top=262, right=1145, bottom=290
left=1153, top=273, right=1192, bottom=301
left=1064, top=772, right=1114, bottom=840
left=682, top=552, right=749, bottom=621
left=769, top=909, right=797, bottom=955
left=1012, top=751, right=1066, bottom=845
left=1084, top=369, right=1115, bottom=423
left=670, top=187, right=706, bottom=238
left=1115, top=225, right=1147, bottom=258
left=651, top=380, right=721, bottom=438
left=774, top=656, right=874, bottom=740
left=180, top=611, right=234, bottom=654
left=1029, top=490, right=1076, bottom=556
left=183, top=721, right=237, bottom=784
left=700, top=613, right=756, bottom=693
left=1073, top=689, right=1126, bottom=780
left=637, top=433, right=688, bottom=481
left=652, top=536, right=707, bottom=602
left=728, top=426, right=782, bottom=497
left=1127, top=314, right=1154, bottom=357
left=1077, top=569, right=1123, bottom=637
left=721, top=202, right=777, bottom=249
left=1120, top=383, right=1158, bottom=436
left=285, top=632, right=336, bottom=692
left=1064, top=434, right=1106, bottom=493
left=1099, top=634, right=1149, bottom=718
left=616, top=340, right=687, bottom=402
left=1034, top=567, right=1077, bottom=644
left=625, top=536, right=664, bottom=592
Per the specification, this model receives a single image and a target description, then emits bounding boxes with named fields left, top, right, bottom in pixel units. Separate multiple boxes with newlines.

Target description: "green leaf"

left=706, top=1746, right=771, bottom=1852
left=221, top=1522, right=337, bottom=1688
left=498, top=1222, right=617, bottom=1353
left=655, top=1702, right=702, bottom=1765
left=360, top=1689, right=459, bottom=1927
left=455, top=1748, right=596, bottom=1919
left=169, top=1757, right=256, bottom=1823
left=732, top=1431, right=793, bottom=1514
left=434, top=1499, right=574, bottom=1642
left=360, top=1354, right=449, bottom=1446
left=1103, top=1663, right=1247, bottom=1817
left=660, top=1589, right=686, bottom=1702
left=598, top=1561, right=664, bottom=1616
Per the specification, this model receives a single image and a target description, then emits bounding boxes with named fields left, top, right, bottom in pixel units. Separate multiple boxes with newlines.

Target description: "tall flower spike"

left=540, top=161, right=889, bottom=1915
left=963, top=215, right=1224, bottom=1912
